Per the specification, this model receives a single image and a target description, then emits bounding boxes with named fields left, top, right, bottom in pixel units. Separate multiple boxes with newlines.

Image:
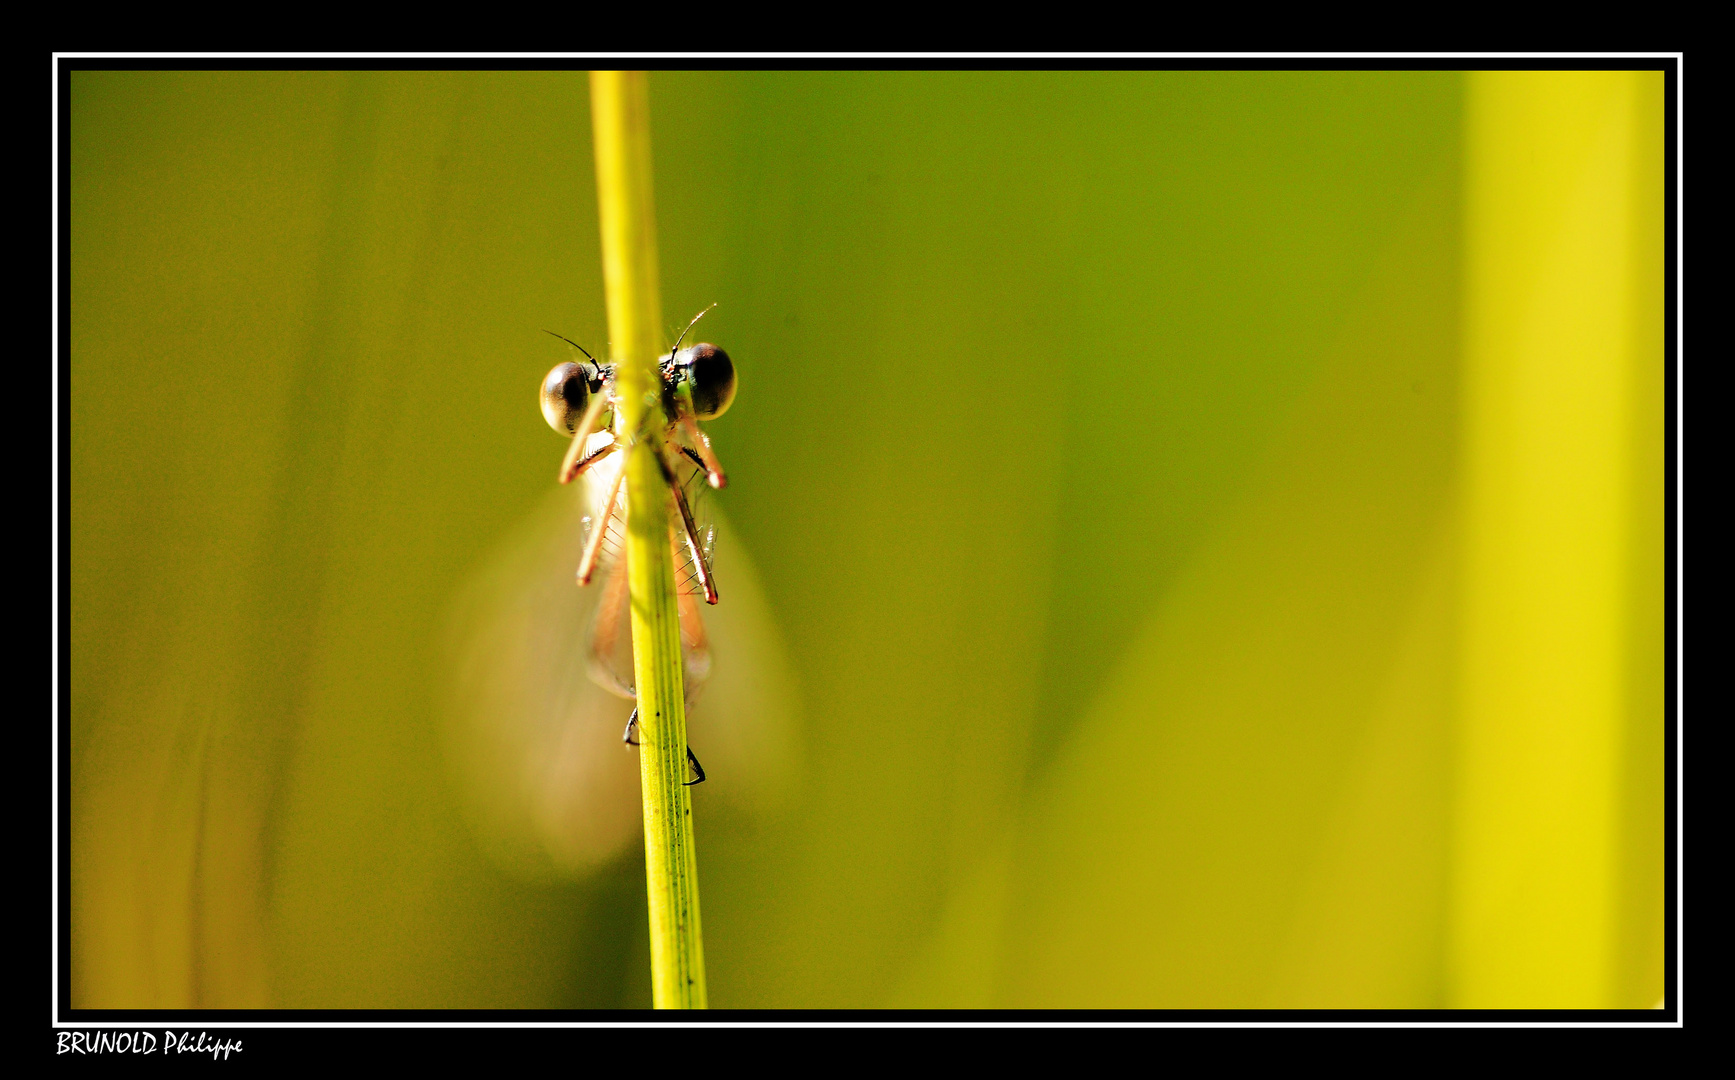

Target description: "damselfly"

left=539, top=307, right=736, bottom=785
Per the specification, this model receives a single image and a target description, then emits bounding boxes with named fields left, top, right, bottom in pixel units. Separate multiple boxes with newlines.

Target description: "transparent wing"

left=578, top=430, right=627, bottom=584
left=578, top=431, right=717, bottom=601
left=582, top=431, right=716, bottom=705
left=586, top=554, right=714, bottom=706
left=586, top=550, right=635, bottom=699
left=669, top=440, right=717, bottom=601
left=439, top=477, right=797, bottom=877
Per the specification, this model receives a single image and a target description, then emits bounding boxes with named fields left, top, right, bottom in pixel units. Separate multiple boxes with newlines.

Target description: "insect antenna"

left=542, top=329, right=599, bottom=364
left=667, top=303, right=717, bottom=362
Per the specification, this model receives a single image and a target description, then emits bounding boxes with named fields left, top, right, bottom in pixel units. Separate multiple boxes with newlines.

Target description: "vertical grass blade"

left=590, top=69, right=707, bottom=1009
left=1452, top=70, right=1663, bottom=1008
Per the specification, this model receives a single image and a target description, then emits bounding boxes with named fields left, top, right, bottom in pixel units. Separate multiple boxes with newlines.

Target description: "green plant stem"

left=589, top=69, right=706, bottom=1010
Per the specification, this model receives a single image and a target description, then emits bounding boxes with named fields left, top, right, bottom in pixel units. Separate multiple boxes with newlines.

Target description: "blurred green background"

left=69, top=70, right=1663, bottom=1009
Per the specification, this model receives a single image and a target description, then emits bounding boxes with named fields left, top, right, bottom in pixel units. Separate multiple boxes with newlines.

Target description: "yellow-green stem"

left=590, top=69, right=706, bottom=1009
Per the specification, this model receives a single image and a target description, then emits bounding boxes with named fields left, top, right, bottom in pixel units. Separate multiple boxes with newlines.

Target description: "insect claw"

left=684, top=745, right=706, bottom=785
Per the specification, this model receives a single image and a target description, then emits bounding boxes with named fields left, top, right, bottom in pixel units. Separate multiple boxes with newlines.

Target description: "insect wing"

left=578, top=432, right=627, bottom=583
left=583, top=443, right=715, bottom=705
left=584, top=554, right=714, bottom=706
left=669, top=445, right=717, bottom=602
left=583, top=549, right=632, bottom=696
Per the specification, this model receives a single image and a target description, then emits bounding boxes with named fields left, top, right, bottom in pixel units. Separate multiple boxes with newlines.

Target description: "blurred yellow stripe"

left=1453, top=70, right=1663, bottom=1008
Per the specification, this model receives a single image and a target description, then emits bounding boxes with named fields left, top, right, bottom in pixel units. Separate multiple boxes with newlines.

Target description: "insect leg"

left=576, top=463, right=627, bottom=585
left=565, top=441, right=619, bottom=483
left=557, top=393, right=613, bottom=484
left=665, top=465, right=718, bottom=604
left=677, top=413, right=727, bottom=489
left=684, top=745, right=706, bottom=786
left=623, top=709, right=704, bottom=787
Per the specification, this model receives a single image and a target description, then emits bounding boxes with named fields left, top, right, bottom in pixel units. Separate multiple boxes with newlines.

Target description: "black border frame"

left=51, top=54, right=1683, bottom=1038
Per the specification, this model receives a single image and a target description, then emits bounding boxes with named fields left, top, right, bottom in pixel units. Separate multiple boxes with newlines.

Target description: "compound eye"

left=540, top=361, right=592, bottom=435
left=677, top=344, right=737, bottom=420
